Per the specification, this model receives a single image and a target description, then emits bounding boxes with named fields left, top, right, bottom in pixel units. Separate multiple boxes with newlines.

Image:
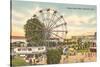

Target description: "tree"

left=12, top=41, right=25, bottom=47
left=77, top=38, right=82, bottom=45
left=84, top=42, right=90, bottom=49
left=24, top=18, right=45, bottom=46
left=47, top=49, right=61, bottom=64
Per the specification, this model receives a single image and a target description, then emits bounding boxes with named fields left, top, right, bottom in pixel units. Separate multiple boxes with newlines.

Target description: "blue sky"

left=12, top=0, right=96, bottom=38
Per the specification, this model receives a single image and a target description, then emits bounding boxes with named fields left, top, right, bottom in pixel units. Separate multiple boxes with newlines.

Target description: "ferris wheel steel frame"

left=31, top=8, right=68, bottom=46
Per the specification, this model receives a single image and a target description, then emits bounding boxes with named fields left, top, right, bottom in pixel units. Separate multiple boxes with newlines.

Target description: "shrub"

left=47, top=49, right=61, bottom=64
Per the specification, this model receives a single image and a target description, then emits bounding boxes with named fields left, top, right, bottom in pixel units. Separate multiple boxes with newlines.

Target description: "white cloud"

left=12, top=24, right=25, bottom=36
left=12, top=10, right=26, bottom=20
left=32, top=6, right=42, bottom=15
left=12, top=6, right=43, bottom=36
left=64, top=15, right=96, bottom=38
left=64, top=15, right=96, bottom=26
left=12, top=7, right=96, bottom=37
left=12, top=6, right=42, bottom=22
left=12, top=9, right=33, bottom=26
left=66, top=27, right=96, bottom=38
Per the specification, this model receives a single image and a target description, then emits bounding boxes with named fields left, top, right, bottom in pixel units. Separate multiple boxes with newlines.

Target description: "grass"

left=11, top=56, right=29, bottom=66
left=77, top=49, right=90, bottom=53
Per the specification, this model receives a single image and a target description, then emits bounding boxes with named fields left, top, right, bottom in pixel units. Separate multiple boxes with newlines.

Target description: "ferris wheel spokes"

left=52, top=22, right=67, bottom=29
left=51, top=32, right=65, bottom=40
left=46, top=10, right=57, bottom=29
left=32, top=8, right=67, bottom=46
left=38, top=10, right=49, bottom=27
left=48, top=15, right=63, bottom=30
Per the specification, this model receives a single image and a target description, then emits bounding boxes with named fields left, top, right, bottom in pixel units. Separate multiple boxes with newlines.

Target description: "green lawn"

left=77, top=49, right=90, bottom=53
left=11, top=56, right=29, bottom=66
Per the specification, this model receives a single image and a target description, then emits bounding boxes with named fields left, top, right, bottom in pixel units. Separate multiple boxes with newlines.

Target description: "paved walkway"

left=60, top=52, right=96, bottom=63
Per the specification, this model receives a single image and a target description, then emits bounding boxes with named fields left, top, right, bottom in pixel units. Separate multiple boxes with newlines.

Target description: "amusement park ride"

left=12, top=8, right=68, bottom=64
left=12, top=8, right=68, bottom=57
left=31, top=8, right=68, bottom=46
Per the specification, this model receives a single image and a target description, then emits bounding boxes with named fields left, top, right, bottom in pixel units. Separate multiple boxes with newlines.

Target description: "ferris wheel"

left=32, top=8, right=68, bottom=46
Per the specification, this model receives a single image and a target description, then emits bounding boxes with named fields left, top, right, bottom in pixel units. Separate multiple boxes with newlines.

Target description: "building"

left=14, top=46, right=47, bottom=55
left=89, top=32, right=96, bottom=52
left=64, top=32, right=96, bottom=52
left=11, top=36, right=26, bottom=43
left=11, top=36, right=47, bottom=64
left=11, top=36, right=27, bottom=47
left=13, top=46, right=47, bottom=64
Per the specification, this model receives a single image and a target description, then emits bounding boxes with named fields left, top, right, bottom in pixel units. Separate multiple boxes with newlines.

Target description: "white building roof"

left=14, top=46, right=47, bottom=54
